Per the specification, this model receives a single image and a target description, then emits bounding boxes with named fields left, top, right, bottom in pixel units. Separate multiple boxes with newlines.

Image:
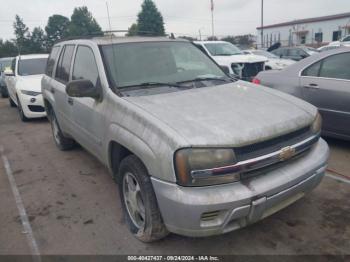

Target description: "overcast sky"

left=0, top=0, right=349, bottom=40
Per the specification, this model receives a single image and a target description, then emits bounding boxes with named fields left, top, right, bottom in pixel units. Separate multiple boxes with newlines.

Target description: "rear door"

left=52, top=44, right=76, bottom=134
left=300, top=51, right=350, bottom=138
left=7, top=58, right=18, bottom=103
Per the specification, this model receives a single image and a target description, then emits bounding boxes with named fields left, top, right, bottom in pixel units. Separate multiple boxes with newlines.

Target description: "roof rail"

left=54, top=30, right=172, bottom=45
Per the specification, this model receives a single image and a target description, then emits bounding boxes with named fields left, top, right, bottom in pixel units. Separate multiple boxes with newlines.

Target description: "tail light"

left=252, top=78, right=261, bottom=85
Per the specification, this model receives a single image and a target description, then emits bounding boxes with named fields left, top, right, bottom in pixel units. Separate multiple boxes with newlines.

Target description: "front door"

left=300, top=51, right=350, bottom=138
left=68, top=45, right=107, bottom=156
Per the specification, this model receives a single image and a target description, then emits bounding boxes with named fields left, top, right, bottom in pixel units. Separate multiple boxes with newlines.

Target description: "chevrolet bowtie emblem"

left=279, top=146, right=296, bottom=161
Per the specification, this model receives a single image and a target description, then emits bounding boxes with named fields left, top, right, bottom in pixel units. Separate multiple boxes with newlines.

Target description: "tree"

left=29, top=27, right=46, bottom=52
left=13, top=15, right=31, bottom=54
left=137, top=0, right=165, bottom=36
left=126, top=23, right=138, bottom=36
left=45, top=15, right=70, bottom=48
left=67, top=6, right=102, bottom=37
left=207, top=36, right=218, bottom=41
left=0, top=39, right=18, bottom=58
left=221, top=36, right=237, bottom=45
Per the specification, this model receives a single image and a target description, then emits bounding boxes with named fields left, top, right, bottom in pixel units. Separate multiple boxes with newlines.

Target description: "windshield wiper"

left=119, top=82, right=189, bottom=90
left=192, top=76, right=231, bottom=82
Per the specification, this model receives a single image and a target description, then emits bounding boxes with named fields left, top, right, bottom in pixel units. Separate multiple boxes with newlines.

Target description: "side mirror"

left=220, top=65, right=230, bottom=75
left=66, top=79, right=101, bottom=99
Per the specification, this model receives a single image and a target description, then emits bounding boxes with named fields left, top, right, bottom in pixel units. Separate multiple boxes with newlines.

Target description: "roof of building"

left=257, top=12, right=350, bottom=30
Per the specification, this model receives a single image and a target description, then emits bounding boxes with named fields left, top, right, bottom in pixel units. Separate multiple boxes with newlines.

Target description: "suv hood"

left=125, top=81, right=316, bottom=147
left=16, top=75, right=44, bottom=92
left=213, top=54, right=267, bottom=65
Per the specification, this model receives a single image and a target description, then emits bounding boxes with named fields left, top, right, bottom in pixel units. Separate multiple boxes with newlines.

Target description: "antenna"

left=106, top=2, right=112, bottom=34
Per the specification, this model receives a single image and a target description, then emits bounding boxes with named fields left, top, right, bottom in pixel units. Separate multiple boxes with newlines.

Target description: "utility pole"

left=199, top=29, right=202, bottom=41
left=211, top=0, right=214, bottom=39
left=261, top=0, right=264, bottom=48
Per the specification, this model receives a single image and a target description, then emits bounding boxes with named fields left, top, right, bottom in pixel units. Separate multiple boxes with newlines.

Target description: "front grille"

left=28, top=105, right=45, bottom=112
left=235, top=126, right=313, bottom=162
left=241, top=62, right=264, bottom=81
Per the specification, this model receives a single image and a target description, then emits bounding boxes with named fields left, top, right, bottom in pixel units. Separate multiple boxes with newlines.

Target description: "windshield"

left=0, top=59, right=12, bottom=71
left=101, top=41, right=227, bottom=89
left=251, top=50, right=278, bottom=59
left=18, top=58, right=48, bottom=76
left=204, top=42, right=243, bottom=56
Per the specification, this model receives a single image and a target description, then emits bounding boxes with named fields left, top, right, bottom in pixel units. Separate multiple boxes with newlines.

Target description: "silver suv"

left=42, top=36, right=329, bottom=242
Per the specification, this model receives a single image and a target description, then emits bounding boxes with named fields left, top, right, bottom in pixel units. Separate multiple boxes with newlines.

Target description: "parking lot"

left=0, top=97, right=349, bottom=256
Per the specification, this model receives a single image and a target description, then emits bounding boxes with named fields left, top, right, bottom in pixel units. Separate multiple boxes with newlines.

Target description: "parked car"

left=317, top=45, right=340, bottom=52
left=271, top=46, right=319, bottom=61
left=0, top=57, right=14, bottom=98
left=254, top=48, right=350, bottom=140
left=193, top=41, right=267, bottom=81
left=329, top=35, right=350, bottom=47
left=42, top=36, right=329, bottom=242
left=244, top=49, right=295, bottom=70
left=6, top=54, right=48, bottom=121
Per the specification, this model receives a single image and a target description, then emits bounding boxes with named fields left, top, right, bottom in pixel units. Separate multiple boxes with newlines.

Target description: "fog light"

left=30, top=98, right=36, bottom=103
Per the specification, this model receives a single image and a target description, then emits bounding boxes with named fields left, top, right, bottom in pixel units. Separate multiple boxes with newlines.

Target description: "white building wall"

left=257, top=16, right=350, bottom=48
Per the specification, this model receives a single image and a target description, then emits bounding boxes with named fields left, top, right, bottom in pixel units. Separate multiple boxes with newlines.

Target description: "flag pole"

left=211, top=0, right=214, bottom=39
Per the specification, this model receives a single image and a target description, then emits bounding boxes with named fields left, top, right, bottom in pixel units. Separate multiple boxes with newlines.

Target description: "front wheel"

left=50, top=111, right=75, bottom=151
left=17, top=95, right=29, bottom=122
left=9, top=96, right=16, bottom=107
left=119, top=155, right=169, bottom=242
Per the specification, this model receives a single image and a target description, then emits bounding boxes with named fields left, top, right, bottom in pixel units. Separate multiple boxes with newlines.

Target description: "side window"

left=319, top=53, right=350, bottom=80
left=46, top=46, right=60, bottom=77
left=72, top=46, right=99, bottom=86
left=272, top=49, right=281, bottom=56
left=342, top=36, right=350, bottom=42
left=11, top=59, right=16, bottom=73
left=288, top=49, right=302, bottom=57
left=302, top=61, right=322, bottom=77
left=55, top=45, right=75, bottom=83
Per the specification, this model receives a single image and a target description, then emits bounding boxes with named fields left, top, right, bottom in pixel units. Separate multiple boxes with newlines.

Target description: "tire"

left=17, top=95, right=29, bottom=122
left=9, top=96, right=16, bottom=107
left=119, top=155, right=169, bottom=242
left=50, top=110, right=75, bottom=151
left=1, top=87, right=8, bottom=98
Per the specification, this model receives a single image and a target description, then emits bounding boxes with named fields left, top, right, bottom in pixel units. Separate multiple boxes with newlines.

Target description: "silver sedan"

left=255, top=48, right=350, bottom=140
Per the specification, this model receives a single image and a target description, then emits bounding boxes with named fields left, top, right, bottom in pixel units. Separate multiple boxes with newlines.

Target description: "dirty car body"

left=42, top=37, right=329, bottom=240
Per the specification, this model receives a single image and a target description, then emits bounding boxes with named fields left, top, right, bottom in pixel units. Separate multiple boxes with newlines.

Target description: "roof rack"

left=54, top=30, right=171, bottom=44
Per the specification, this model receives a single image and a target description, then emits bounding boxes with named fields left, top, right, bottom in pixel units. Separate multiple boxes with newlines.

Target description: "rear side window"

left=302, top=61, right=321, bottom=77
left=72, top=46, right=99, bottom=87
left=46, top=46, right=60, bottom=77
left=319, top=53, right=350, bottom=80
left=55, top=45, right=75, bottom=83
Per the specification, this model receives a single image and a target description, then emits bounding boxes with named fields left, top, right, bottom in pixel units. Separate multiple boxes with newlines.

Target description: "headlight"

left=311, top=112, right=322, bottom=134
left=20, top=90, right=41, bottom=96
left=174, top=148, right=240, bottom=186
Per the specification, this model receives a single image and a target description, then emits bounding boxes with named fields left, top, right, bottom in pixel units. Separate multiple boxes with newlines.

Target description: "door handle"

left=67, top=97, right=74, bottom=105
left=49, top=87, right=55, bottom=94
left=303, top=83, right=319, bottom=89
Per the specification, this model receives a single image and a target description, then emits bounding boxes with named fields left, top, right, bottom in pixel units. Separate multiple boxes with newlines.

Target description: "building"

left=256, top=12, right=350, bottom=48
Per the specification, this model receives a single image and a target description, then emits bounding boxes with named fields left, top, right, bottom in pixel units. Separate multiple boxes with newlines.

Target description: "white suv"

left=6, top=54, right=48, bottom=121
left=194, top=41, right=267, bottom=81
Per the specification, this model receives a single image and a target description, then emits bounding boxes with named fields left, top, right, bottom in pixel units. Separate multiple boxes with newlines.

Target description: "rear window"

left=18, top=58, right=48, bottom=76
left=46, top=46, right=60, bottom=76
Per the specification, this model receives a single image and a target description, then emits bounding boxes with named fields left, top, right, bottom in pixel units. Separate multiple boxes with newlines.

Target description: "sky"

left=0, top=0, right=349, bottom=40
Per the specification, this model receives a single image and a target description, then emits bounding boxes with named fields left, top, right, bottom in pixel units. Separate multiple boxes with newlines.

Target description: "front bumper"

left=19, top=93, right=46, bottom=118
left=151, top=139, right=329, bottom=237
